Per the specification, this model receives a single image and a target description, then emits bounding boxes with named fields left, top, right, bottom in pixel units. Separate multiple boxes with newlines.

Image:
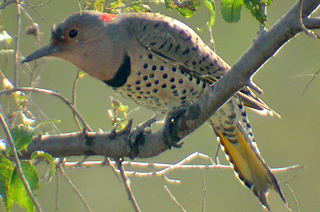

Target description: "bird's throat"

left=103, top=53, right=131, bottom=88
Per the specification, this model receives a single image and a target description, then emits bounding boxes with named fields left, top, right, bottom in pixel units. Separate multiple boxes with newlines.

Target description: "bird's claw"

left=163, top=106, right=187, bottom=149
left=127, top=116, right=156, bottom=159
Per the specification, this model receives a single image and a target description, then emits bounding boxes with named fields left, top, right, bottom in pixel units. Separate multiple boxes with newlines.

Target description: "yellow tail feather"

left=214, top=121, right=287, bottom=211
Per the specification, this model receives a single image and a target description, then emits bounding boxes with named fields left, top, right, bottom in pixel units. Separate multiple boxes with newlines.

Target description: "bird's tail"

left=209, top=97, right=288, bottom=211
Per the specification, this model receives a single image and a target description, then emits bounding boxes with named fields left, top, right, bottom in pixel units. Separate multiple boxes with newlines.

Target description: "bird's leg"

left=163, top=105, right=191, bottom=149
left=127, top=115, right=158, bottom=159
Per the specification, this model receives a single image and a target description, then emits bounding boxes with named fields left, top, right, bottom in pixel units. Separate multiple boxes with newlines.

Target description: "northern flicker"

left=22, top=11, right=287, bottom=210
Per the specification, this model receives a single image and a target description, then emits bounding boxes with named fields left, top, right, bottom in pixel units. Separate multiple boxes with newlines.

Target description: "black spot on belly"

left=152, top=65, right=157, bottom=71
left=104, top=53, right=131, bottom=88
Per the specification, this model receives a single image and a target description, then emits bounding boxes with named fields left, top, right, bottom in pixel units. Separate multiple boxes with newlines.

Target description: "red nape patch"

left=100, top=13, right=116, bottom=22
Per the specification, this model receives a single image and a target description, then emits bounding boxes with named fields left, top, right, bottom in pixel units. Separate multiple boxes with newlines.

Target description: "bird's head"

left=22, top=11, right=128, bottom=81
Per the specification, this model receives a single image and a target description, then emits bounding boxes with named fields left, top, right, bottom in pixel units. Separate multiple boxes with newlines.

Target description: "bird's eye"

left=68, top=29, right=78, bottom=38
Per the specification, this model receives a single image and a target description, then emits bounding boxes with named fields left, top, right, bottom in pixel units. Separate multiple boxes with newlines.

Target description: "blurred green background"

left=0, top=0, right=319, bottom=211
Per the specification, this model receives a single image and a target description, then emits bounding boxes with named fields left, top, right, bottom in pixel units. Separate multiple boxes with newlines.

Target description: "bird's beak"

left=21, top=44, right=61, bottom=63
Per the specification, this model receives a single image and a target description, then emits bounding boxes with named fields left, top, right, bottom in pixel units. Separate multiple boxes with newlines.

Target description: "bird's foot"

left=163, top=106, right=189, bottom=149
left=127, top=116, right=157, bottom=159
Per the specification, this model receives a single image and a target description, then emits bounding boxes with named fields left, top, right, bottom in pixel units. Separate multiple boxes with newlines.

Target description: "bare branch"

left=0, top=0, right=16, bottom=9
left=303, top=17, right=320, bottom=29
left=13, top=3, right=21, bottom=86
left=59, top=165, right=92, bottom=211
left=164, top=185, right=187, bottom=212
left=298, top=0, right=320, bottom=38
left=71, top=71, right=86, bottom=131
left=116, top=159, right=141, bottom=212
left=302, top=69, right=320, bottom=95
left=201, top=169, right=207, bottom=212
left=0, top=87, right=92, bottom=131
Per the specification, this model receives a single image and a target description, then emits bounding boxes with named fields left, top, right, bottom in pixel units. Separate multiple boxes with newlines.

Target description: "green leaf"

left=9, top=162, right=39, bottom=212
left=7, top=125, right=34, bottom=153
left=80, top=0, right=105, bottom=11
left=128, top=2, right=152, bottom=12
left=197, top=0, right=215, bottom=30
left=118, top=105, right=128, bottom=113
left=31, top=151, right=55, bottom=182
left=164, top=0, right=176, bottom=10
left=0, top=156, right=14, bottom=210
left=13, top=93, right=29, bottom=109
left=109, top=0, right=126, bottom=13
left=177, top=2, right=200, bottom=17
left=244, top=0, right=271, bottom=26
left=221, top=0, right=244, bottom=23
left=164, top=0, right=200, bottom=17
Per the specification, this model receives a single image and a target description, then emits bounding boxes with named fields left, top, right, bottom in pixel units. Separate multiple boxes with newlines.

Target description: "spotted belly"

left=116, top=51, right=209, bottom=114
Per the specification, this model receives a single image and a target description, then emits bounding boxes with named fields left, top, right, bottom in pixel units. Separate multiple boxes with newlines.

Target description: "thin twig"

left=71, top=71, right=83, bottom=131
left=63, top=160, right=302, bottom=172
left=302, top=69, right=320, bottom=95
left=22, top=0, right=45, bottom=20
left=29, top=97, right=62, bottom=134
left=61, top=153, right=303, bottom=177
left=19, top=5, right=42, bottom=82
left=257, top=3, right=267, bottom=36
left=13, top=2, right=21, bottom=86
left=20, top=5, right=41, bottom=45
left=0, top=108, right=42, bottom=212
left=298, top=0, right=320, bottom=39
left=0, top=17, right=10, bottom=71
left=55, top=165, right=59, bottom=212
left=102, top=157, right=121, bottom=181
left=164, top=185, right=187, bottom=212
left=0, top=0, right=16, bottom=9
left=285, top=176, right=301, bottom=212
left=116, top=159, right=141, bottom=212
left=201, top=169, right=207, bottom=212
left=208, top=26, right=215, bottom=52
left=0, top=87, right=92, bottom=131
left=282, top=175, right=302, bottom=211
left=59, top=165, right=92, bottom=212
left=24, top=0, right=53, bottom=8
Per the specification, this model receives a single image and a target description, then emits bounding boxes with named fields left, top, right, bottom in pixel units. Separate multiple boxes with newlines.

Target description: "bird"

left=22, top=11, right=287, bottom=210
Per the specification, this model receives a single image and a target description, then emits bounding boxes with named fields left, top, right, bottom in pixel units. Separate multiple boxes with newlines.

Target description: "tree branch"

left=9, top=0, right=320, bottom=160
